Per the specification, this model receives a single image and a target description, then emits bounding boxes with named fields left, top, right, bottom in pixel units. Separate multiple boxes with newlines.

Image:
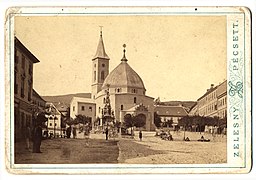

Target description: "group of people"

left=66, top=126, right=77, bottom=139
left=24, top=121, right=43, bottom=153
left=159, top=130, right=173, bottom=141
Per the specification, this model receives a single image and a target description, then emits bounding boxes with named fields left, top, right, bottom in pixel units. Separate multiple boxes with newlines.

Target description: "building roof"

left=42, top=93, right=91, bottom=106
left=45, top=102, right=61, bottom=115
left=71, top=97, right=96, bottom=104
left=54, top=102, right=69, bottom=112
left=197, top=85, right=218, bottom=101
left=92, top=31, right=110, bottom=60
left=154, top=106, right=188, bottom=117
left=102, top=48, right=145, bottom=90
left=15, top=37, right=40, bottom=63
left=32, top=89, right=46, bottom=102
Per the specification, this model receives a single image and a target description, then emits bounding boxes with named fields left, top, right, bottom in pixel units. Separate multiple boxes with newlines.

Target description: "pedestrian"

left=24, top=123, right=31, bottom=149
left=105, top=128, right=109, bottom=140
left=72, top=126, right=77, bottom=139
left=139, top=130, right=142, bottom=141
left=66, top=126, right=71, bottom=138
left=32, top=122, right=43, bottom=153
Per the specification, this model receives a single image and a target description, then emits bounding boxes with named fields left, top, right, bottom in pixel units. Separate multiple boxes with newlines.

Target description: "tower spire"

left=121, top=44, right=128, bottom=62
left=93, top=27, right=110, bottom=60
left=99, top=25, right=103, bottom=36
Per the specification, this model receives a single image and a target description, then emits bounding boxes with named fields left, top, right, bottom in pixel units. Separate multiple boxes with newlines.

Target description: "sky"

left=14, top=15, right=226, bottom=101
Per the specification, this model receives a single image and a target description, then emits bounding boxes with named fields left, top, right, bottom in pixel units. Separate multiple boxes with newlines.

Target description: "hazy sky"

left=15, top=15, right=226, bottom=101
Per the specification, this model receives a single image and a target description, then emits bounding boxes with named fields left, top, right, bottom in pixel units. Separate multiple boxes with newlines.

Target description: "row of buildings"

left=14, top=31, right=227, bottom=141
left=14, top=37, right=45, bottom=141
left=14, top=37, right=68, bottom=141
left=189, top=81, right=227, bottom=119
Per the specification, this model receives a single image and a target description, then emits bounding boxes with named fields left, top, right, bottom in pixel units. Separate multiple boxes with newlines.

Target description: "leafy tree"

left=154, top=112, right=161, bottom=128
left=123, top=114, right=146, bottom=135
left=74, top=114, right=91, bottom=125
left=178, top=115, right=227, bottom=134
left=134, top=114, right=146, bottom=127
left=123, top=114, right=135, bottom=128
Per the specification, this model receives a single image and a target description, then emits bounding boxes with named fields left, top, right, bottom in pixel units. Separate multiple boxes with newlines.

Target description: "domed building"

left=92, top=31, right=155, bottom=131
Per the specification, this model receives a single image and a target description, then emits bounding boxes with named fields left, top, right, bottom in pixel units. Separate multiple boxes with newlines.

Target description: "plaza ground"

left=15, top=131, right=226, bottom=164
left=118, top=131, right=226, bottom=164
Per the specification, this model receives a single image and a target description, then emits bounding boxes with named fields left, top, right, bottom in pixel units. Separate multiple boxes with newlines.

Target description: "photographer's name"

left=231, top=21, right=242, bottom=71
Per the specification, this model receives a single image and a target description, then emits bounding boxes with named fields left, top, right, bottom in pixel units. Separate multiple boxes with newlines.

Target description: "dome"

left=102, top=61, right=146, bottom=90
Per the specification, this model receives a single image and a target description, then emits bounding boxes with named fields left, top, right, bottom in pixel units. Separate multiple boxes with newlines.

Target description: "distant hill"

left=42, top=93, right=91, bottom=106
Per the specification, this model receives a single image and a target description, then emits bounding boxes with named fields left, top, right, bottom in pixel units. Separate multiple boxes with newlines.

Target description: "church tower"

left=91, top=29, right=110, bottom=99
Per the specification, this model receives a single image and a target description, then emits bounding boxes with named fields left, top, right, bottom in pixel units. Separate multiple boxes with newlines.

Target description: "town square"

left=13, top=15, right=227, bottom=165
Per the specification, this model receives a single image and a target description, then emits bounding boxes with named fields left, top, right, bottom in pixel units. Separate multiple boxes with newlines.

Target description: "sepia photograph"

left=4, top=6, right=251, bottom=174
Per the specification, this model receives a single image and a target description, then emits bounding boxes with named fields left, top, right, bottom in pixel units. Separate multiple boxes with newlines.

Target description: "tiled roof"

left=154, top=106, right=188, bottom=117
left=197, top=86, right=218, bottom=101
left=102, top=61, right=145, bottom=90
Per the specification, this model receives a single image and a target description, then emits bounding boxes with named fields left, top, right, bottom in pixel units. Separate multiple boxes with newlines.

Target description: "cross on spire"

left=121, top=44, right=128, bottom=62
left=99, top=26, right=103, bottom=36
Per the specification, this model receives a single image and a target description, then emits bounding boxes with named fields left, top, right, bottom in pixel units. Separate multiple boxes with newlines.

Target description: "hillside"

left=42, top=93, right=91, bottom=106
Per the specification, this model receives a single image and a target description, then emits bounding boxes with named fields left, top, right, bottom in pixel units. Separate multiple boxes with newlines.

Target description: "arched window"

left=121, top=105, right=123, bottom=110
left=101, top=71, right=105, bottom=80
left=134, top=97, right=137, bottom=103
left=117, top=88, right=121, bottom=93
left=103, top=98, right=106, bottom=103
left=102, top=63, right=105, bottom=67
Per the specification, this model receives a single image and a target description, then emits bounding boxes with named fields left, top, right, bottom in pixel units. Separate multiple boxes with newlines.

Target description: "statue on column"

left=103, top=86, right=112, bottom=117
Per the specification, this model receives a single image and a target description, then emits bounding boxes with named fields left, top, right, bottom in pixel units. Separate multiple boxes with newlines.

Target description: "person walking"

left=25, top=123, right=31, bottom=150
left=32, top=122, right=43, bottom=153
left=105, top=128, right=109, bottom=140
left=72, top=126, right=77, bottom=139
left=139, top=130, right=142, bottom=141
left=66, top=126, right=71, bottom=138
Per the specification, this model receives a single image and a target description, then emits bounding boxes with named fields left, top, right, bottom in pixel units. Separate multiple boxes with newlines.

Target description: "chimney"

left=210, top=84, right=214, bottom=89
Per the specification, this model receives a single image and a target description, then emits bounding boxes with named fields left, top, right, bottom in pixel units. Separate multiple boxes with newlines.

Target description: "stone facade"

left=14, top=37, right=40, bottom=141
left=196, top=80, right=227, bottom=119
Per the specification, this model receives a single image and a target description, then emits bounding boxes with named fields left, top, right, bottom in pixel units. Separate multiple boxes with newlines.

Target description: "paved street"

left=15, top=131, right=226, bottom=164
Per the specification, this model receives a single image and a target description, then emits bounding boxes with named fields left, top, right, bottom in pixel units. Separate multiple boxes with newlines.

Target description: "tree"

left=123, top=114, right=146, bottom=135
left=74, top=114, right=91, bottom=125
left=123, top=114, right=134, bottom=128
left=178, top=115, right=190, bottom=140
left=154, top=112, right=162, bottom=128
left=134, top=114, right=146, bottom=128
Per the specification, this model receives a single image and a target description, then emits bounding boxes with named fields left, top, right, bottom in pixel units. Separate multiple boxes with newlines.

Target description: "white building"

left=72, top=30, right=155, bottom=131
left=45, top=102, right=62, bottom=137
left=91, top=31, right=155, bottom=130
left=70, top=97, right=96, bottom=127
